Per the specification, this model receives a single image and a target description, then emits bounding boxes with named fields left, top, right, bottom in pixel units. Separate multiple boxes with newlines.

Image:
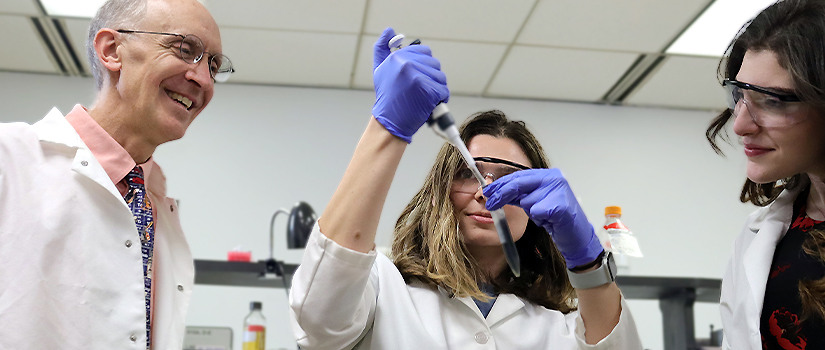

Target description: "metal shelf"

left=616, top=276, right=722, bottom=350
left=194, top=259, right=298, bottom=288
left=616, top=275, right=721, bottom=302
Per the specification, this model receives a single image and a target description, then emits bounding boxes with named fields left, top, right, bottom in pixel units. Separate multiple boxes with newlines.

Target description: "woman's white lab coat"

left=0, top=108, right=194, bottom=350
left=719, top=181, right=805, bottom=349
left=289, top=226, right=642, bottom=350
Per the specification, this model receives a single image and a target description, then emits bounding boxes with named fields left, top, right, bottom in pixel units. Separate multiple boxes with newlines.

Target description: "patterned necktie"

left=124, top=166, right=154, bottom=349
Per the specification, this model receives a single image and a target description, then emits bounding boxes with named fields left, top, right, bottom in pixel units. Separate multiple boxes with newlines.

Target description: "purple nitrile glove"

left=371, top=27, right=450, bottom=143
left=483, top=168, right=604, bottom=269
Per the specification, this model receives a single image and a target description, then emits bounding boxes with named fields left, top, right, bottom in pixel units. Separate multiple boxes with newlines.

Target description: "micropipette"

left=386, top=35, right=521, bottom=277
left=427, top=104, right=521, bottom=277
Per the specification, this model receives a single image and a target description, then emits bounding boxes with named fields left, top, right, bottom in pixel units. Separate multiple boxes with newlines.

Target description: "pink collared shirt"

left=64, top=104, right=156, bottom=197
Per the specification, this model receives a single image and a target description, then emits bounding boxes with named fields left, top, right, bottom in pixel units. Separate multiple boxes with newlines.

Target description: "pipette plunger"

left=386, top=35, right=522, bottom=277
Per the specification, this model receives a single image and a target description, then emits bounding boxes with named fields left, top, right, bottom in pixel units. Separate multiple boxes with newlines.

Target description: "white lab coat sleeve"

left=289, top=223, right=379, bottom=350
left=573, top=296, right=643, bottom=349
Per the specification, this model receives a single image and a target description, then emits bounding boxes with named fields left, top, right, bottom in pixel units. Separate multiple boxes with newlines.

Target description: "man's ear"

left=94, top=28, right=122, bottom=72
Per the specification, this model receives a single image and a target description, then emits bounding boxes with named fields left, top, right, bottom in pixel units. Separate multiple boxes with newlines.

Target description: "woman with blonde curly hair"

left=391, top=110, right=577, bottom=313
left=289, top=27, right=641, bottom=350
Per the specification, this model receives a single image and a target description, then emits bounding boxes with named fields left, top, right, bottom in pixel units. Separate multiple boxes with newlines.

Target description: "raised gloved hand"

left=483, top=168, right=604, bottom=269
left=372, top=27, right=450, bottom=143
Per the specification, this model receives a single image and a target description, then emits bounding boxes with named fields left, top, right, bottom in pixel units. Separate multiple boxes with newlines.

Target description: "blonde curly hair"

left=391, top=110, right=576, bottom=313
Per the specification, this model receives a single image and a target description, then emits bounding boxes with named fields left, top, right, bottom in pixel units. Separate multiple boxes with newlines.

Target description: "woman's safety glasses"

left=451, top=157, right=530, bottom=194
left=723, top=79, right=805, bottom=127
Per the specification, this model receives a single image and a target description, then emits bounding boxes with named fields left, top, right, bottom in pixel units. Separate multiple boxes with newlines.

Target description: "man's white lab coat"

left=0, top=108, right=194, bottom=350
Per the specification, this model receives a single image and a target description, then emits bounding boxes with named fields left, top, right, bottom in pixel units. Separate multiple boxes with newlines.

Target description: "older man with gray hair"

left=0, top=0, right=233, bottom=348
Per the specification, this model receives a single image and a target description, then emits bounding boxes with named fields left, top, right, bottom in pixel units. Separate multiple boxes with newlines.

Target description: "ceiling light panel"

left=39, top=0, right=105, bottom=18
left=667, top=0, right=776, bottom=57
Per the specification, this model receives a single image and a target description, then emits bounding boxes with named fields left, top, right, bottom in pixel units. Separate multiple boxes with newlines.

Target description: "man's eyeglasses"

left=722, top=79, right=805, bottom=127
left=117, top=29, right=235, bottom=82
left=451, top=157, right=531, bottom=194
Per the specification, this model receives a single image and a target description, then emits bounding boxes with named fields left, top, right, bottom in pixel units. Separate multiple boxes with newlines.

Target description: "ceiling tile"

left=625, top=55, right=726, bottom=110
left=207, top=0, right=366, bottom=32
left=63, top=18, right=92, bottom=75
left=352, top=35, right=508, bottom=95
left=487, top=46, right=638, bottom=102
left=0, top=14, right=57, bottom=73
left=0, top=0, right=40, bottom=16
left=220, top=28, right=358, bottom=87
left=0, top=0, right=733, bottom=112
left=364, top=0, right=534, bottom=42
left=350, top=36, right=377, bottom=90
left=518, top=0, right=711, bottom=52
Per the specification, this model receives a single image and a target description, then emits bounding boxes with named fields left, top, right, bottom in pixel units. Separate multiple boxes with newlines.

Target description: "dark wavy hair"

left=705, top=0, right=825, bottom=324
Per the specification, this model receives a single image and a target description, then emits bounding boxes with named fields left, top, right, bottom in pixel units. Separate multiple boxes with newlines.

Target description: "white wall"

left=0, top=71, right=754, bottom=349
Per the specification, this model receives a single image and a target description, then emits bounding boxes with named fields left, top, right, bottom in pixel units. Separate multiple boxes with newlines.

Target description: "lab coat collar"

left=742, top=177, right=807, bottom=304
left=745, top=177, right=808, bottom=233
left=31, top=107, right=169, bottom=198
left=32, top=107, right=86, bottom=148
left=440, top=285, right=526, bottom=326
left=30, top=107, right=127, bottom=205
left=485, top=293, right=525, bottom=326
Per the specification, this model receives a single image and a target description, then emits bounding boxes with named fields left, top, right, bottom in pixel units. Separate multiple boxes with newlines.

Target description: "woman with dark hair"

left=289, top=27, right=641, bottom=350
left=706, top=0, right=825, bottom=348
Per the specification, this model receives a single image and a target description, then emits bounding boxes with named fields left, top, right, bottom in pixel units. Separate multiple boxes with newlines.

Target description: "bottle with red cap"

left=242, top=301, right=266, bottom=350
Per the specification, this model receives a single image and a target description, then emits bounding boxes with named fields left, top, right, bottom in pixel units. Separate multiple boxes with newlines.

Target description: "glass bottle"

left=242, top=301, right=266, bottom=350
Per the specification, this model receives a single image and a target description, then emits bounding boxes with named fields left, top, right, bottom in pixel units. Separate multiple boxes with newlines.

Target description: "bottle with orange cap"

left=601, top=206, right=643, bottom=259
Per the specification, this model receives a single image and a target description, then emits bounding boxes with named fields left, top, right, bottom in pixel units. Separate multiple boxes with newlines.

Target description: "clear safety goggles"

left=451, top=157, right=530, bottom=194
left=723, top=79, right=805, bottom=127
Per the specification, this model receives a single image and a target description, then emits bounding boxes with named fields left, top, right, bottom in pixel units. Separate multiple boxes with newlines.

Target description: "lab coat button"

left=125, top=240, right=132, bottom=248
left=129, top=334, right=137, bottom=342
left=80, top=160, right=88, bottom=166
left=177, top=284, right=184, bottom=291
left=474, top=331, right=488, bottom=344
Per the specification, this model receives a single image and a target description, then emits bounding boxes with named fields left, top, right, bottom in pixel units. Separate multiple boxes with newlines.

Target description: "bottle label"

left=602, top=216, right=643, bottom=257
left=606, top=229, right=644, bottom=257
left=604, top=221, right=628, bottom=231
left=242, top=325, right=265, bottom=350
